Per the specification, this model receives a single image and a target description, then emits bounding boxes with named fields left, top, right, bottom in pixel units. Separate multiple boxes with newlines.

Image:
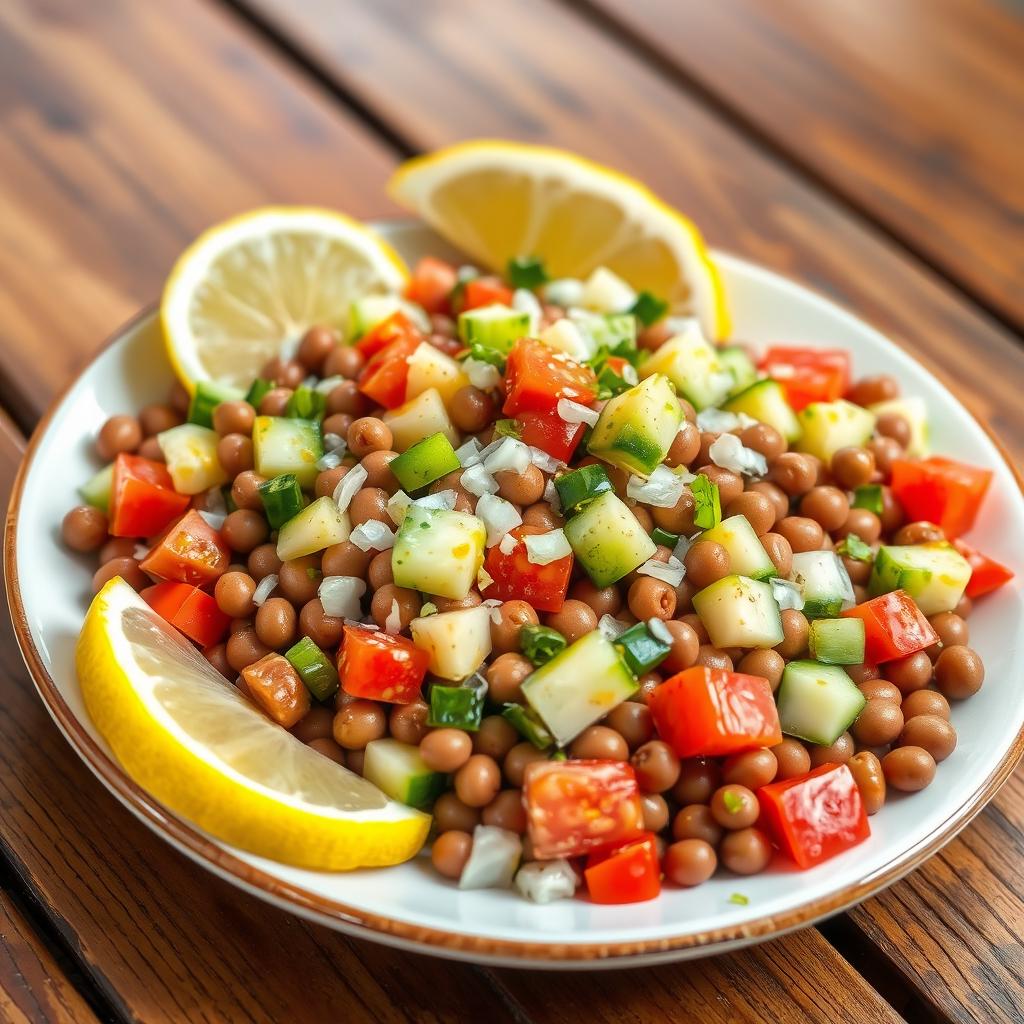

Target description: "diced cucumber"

left=699, top=514, right=776, bottom=581
left=252, top=416, right=324, bottom=490
left=789, top=550, right=856, bottom=618
left=348, top=294, right=430, bottom=339
left=157, top=423, right=229, bottom=495
left=458, top=304, right=530, bottom=355
left=692, top=575, right=784, bottom=649
left=570, top=309, right=636, bottom=353
left=188, top=380, right=244, bottom=429
left=427, top=676, right=487, bottom=730
left=796, top=399, right=876, bottom=464
left=392, top=506, right=486, bottom=600
left=362, top=738, right=444, bottom=809
left=717, top=346, right=759, bottom=395
left=869, top=542, right=971, bottom=616
left=276, top=496, right=351, bottom=561
left=382, top=388, right=459, bottom=452
left=614, top=621, right=670, bottom=675
left=638, top=322, right=732, bottom=410
left=258, top=473, right=305, bottom=529
left=563, top=491, right=657, bottom=587
left=723, top=379, right=801, bottom=442
left=79, top=462, right=114, bottom=513
left=586, top=374, right=682, bottom=477
left=245, top=378, right=274, bottom=409
left=503, top=703, right=554, bottom=749
left=776, top=660, right=866, bottom=746
left=553, top=464, right=613, bottom=516
left=522, top=631, right=637, bottom=746
left=808, top=618, right=865, bottom=666
left=285, top=635, right=339, bottom=701
left=579, top=266, right=636, bottom=313
left=410, top=605, right=492, bottom=679
left=389, top=432, right=461, bottom=494
left=285, top=386, right=327, bottom=421
left=405, top=342, right=470, bottom=407
left=867, top=397, right=930, bottom=457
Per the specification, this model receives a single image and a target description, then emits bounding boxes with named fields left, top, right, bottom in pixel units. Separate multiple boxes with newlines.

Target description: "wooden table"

left=1, top=1, right=1022, bottom=1020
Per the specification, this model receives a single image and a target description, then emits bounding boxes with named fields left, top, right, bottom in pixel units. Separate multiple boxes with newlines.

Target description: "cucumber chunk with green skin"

left=252, top=416, right=324, bottom=489
left=868, top=397, right=929, bottom=457
left=188, top=380, right=244, bottom=429
left=587, top=374, right=682, bottom=477
left=692, top=575, right=785, bottom=649
left=258, top=473, right=305, bottom=529
left=276, top=496, right=351, bottom=561
left=699, top=514, right=777, bottom=581
left=789, top=550, right=856, bottom=617
left=777, top=660, right=866, bottom=746
left=458, top=304, right=530, bottom=355
left=362, top=738, right=445, bottom=809
left=638, top=323, right=732, bottom=410
left=428, top=676, right=486, bottom=731
left=389, top=432, right=461, bottom=493
left=563, top=491, right=657, bottom=587
left=869, top=542, right=971, bottom=616
left=553, top=464, right=613, bottom=516
left=808, top=618, right=865, bottom=665
left=723, top=379, right=801, bottom=442
left=284, top=635, right=339, bottom=701
left=718, top=346, right=759, bottom=395
left=245, top=378, right=274, bottom=409
left=570, top=310, right=637, bottom=353
left=392, top=506, right=486, bottom=600
left=348, top=294, right=430, bottom=338
left=522, top=631, right=637, bottom=746
left=79, top=462, right=114, bottom=513
left=796, top=399, right=876, bottom=464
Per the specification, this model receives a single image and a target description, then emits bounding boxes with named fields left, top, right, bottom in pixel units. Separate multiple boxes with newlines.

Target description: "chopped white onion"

left=197, top=509, right=226, bottom=531
left=528, top=446, right=564, bottom=475
left=315, top=374, right=344, bottom=395
left=413, top=489, right=458, bottom=511
left=483, top=437, right=532, bottom=475
left=318, top=576, right=366, bottom=619
left=708, top=432, right=769, bottom=477
left=476, top=493, right=523, bottom=546
left=626, top=465, right=687, bottom=508
left=540, top=318, right=593, bottom=361
left=524, top=529, right=572, bottom=565
left=581, top=266, right=637, bottom=313
left=386, top=489, right=412, bottom=525
left=672, top=532, right=699, bottom=562
left=252, top=573, right=278, bottom=607
left=323, top=432, right=346, bottom=452
left=456, top=438, right=482, bottom=467
left=647, top=617, right=674, bottom=645
left=663, top=315, right=700, bottom=337
left=638, top=555, right=685, bottom=587
left=512, top=288, right=542, bottom=333
left=544, top=278, right=584, bottom=308
left=556, top=398, right=599, bottom=427
left=460, top=463, right=499, bottom=497
left=333, top=463, right=367, bottom=512
left=498, top=533, right=518, bottom=556
left=543, top=477, right=561, bottom=512
left=349, top=519, right=396, bottom=552
left=771, top=578, right=806, bottom=611
left=482, top=598, right=503, bottom=624
left=696, top=408, right=756, bottom=433
left=457, top=264, right=479, bottom=282
left=205, top=486, right=227, bottom=517
left=622, top=363, right=639, bottom=385
left=133, top=543, right=151, bottom=562
left=514, top=859, right=579, bottom=904
left=464, top=357, right=502, bottom=391
left=384, top=598, right=402, bottom=635
left=598, top=614, right=630, bottom=640
left=315, top=449, right=345, bottom=472
left=459, top=826, right=522, bottom=890
left=301, top=374, right=318, bottom=389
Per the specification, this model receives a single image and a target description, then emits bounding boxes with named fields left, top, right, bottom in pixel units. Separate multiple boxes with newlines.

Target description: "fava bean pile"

left=62, top=257, right=1011, bottom=903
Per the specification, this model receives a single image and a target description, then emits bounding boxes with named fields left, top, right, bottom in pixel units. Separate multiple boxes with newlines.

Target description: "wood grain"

left=584, top=0, right=1024, bottom=330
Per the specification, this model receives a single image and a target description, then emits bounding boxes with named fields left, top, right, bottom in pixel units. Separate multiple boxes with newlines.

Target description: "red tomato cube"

left=358, top=335, right=421, bottom=409
left=355, top=310, right=423, bottom=359
left=760, top=346, right=850, bottom=411
left=757, top=763, right=869, bottom=869
left=140, top=509, right=230, bottom=586
left=241, top=653, right=311, bottom=728
left=648, top=667, right=782, bottom=759
left=404, top=257, right=457, bottom=315
left=109, top=453, right=189, bottom=538
left=142, top=581, right=230, bottom=648
left=503, top=338, right=597, bottom=416
left=338, top=625, right=429, bottom=704
left=841, top=590, right=938, bottom=663
left=516, top=409, right=586, bottom=463
left=889, top=457, right=992, bottom=539
left=585, top=833, right=661, bottom=905
left=954, top=539, right=1014, bottom=599
left=482, top=525, right=573, bottom=613
left=460, top=276, right=514, bottom=312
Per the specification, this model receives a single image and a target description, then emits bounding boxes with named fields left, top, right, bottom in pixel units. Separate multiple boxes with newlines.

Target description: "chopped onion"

left=544, top=278, right=584, bottom=308
left=771, top=578, right=805, bottom=611
left=198, top=509, right=226, bottom=530
left=626, top=465, right=687, bottom=508
left=498, top=533, right=518, bottom=555
left=319, top=576, right=366, bottom=619
left=315, top=448, right=345, bottom=472
left=323, top=432, right=346, bottom=452
left=413, top=490, right=457, bottom=511
left=301, top=374, right=318, bottom=389
left=476, top=493, right=523, bottom=546
left=515, top=859, right=578, bottom=904
left=350, top=519, right=396, bottom=552
left=386, top=489, right=412, bottom=525
left=709, top=432, right=768, bottom=477
left=638, top=555, right=685, bottom=587
left=315, top=375, right=344, bottom=395
left=205, top=486, right=227, bottom=517
left=512, top=288, right=542, bottom=333
left=672, top=532, right=699, bottom=562
left=524, top=529, right=572, bottom=565
left=333, top=463, right=367, bottom=512
left=647, top=618, right=674, bottom=645
left=529, top=446, right=564, bottom=474
left=622, top=363, right=639, bottom=385
left=663, top=315, right=700, bottom=337
left=483, top=437, right=532, bottom=475
left=464, top=357, right=502, bottom=391
left=460, top=463, right=499, bottom=497
left=133, top=543, right=150, bottom=562
left=384, top=599, right=402, bottom=635
left=696, top=408, right=756, bottom=433
left=556, top=398, right=599, bottom=427
left=482, top=598, right=503, bottom=624
left=457, top=264, right=479, bottom=281
left=598, top=614, right=630, bottom=640
left=459, top=825, right=522, bottom=890
left=543, top=477, right=561, bottom=512
left=252, top=573, right=278, bottom=607
left=456, top=438, right=482, bottom=467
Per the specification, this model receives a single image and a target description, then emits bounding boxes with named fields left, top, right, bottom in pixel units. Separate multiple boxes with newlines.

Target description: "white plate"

left=7, top=221, right=1024, bottom=968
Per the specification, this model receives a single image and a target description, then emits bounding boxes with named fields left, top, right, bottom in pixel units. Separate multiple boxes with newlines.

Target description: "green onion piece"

left=462, top=342, right=507, bottom=370
left=506, top=255, right=549, bottom=289
left=258, top=474, right=305, bottom=530
left=728, top=892, right=750, bottom=906
left=245, top=378, right=274, bottom=409
left=493, top=418, right=522, bottom=439
left=629, top=291, right=669, bottom=327
left=285, top=386, right=327, bottom=421
left=613, top=622, right=670, bottom=676
left=691, top=475, right=722, bottom=530
left=651, top=526, right=680, bottom=549
left=852, top=484, right=884, bottom=515
left=188, top=380, right=243, bottom=429
left=285, top=636, right=339, bottom=702
left=554, top=464, right=613, bottom=516
left=836, top=533, right=874, bottom=562
left=390, top=432, right=461, bottom=493
left=428, top=681, right=485, bottom=731
left=520, top=625, right=567, bottom=667
left=502, top=703, right=554, bottom=750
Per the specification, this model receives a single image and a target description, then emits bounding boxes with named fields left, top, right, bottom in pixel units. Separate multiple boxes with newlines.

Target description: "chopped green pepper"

left=245, top=378, right=274, bottom=409
left=519, top=625, right=567, bottom=667
left=506, top=255, right=549, bottom=289
left=554, top=464, right=613, bottom=516
left=285, top=385, right=326, bottom=421
left=390, top=432, right=461, bottom=493
left=836, top=533, right=874, bottom=562
left=428, top=679, right=485, bottom=731
left=502, top=704, right=554, bottom=749
left=852, top=484, right=884, bottom=515
left=258, top=474, right=305, bottom=529
left=650, top=526, right=680, bottom=549
left=285, top=636, right=339, bottom=702
left=691, top=475, right=722, bottom=530
left=613, top=621, right=670, bottom=676
left=493, top=418, right=521, bottom=439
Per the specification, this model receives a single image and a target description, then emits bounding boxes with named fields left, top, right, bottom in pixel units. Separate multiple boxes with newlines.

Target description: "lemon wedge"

left=388, top=140, right=730, bottom=338
left=76, top=578, right=429, bottom=870
left=161, top=207, right=408, bottom=391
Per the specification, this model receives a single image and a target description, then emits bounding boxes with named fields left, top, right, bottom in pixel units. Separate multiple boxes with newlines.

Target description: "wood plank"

left=0, top=887, right=99, bottom=1024
left=585, top=0, right=1024, bottom=330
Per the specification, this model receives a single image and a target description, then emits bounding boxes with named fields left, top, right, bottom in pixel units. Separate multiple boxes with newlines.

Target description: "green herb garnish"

left=852, top=484, right=883, bottom=515
left=506, top=255, right=549, bottom=290
left=493, top=418, right=522, bottom=440
left=285, top=386, right=326, bottom=421
left=691, top=475, right=721, bottom=530
left=629, top=291, right=668, bottom=327
left=728, top=892, right=750, bottom=906
left=722, top=790, right=744, bottom=815
left=836, top=534, right=874, bottom=562
left=462, top=343, right=507, bottom=371
left=651, top=527, right=680, bottom=549
left=520, top=624, right=567, bottom=667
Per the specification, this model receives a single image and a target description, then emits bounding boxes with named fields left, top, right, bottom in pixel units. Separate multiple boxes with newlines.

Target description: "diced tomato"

left=241, top=653, right=311, bottom=727
left=524, top=759, right=644, bottom=860
left=757, top=763, right=869, bottom=869
left=585, top=833, right=661, bottom=905
left=142, top=581, right=230, bottom=647
left=338, top=625, right=429, bottom=704
left=358, top=335, right=421, bottom=409
left=516, top=408, right=586, bottom=462
left=503, top=337, right=598, bottom=416
left=405, top=257, right=458, bottom=315
left=460, top=277, right=514, bottom=312
left=604, top=355, right=633, bottom=377
left=483, top=525, right=573, bottom=613
left=842, top=590, right=938, bottom=663
left=355, top=310, right=423, bottom=359
left=139, top=509, right=230, bottom=586
left=954, top=539, right=1014, bottom=599
left=889, top=457, right=992, bottom=539
left=648, top=667, right=782, bottom=759
left=760, top=346, right=850, bottom=411
left=109, top=453, right=190, bottom=538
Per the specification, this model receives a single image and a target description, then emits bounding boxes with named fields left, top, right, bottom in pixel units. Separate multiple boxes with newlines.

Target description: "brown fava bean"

left=651, top=488, right=697, bottom=534
left=604, top=701, right=654, bottom=749
left=322, top=541, right=371, bottom=579
left=212, top=400, right=255, bottom=437
left=808, top=731, right=854, bottom=767
left=698, top=466, right=743, bottom=506
left=799, top=486, right=849, bottom=532
left=684, top=540, right=731, bottom=589
left=847, top=751, right=886, bottom=814
left=231, top=470, right=266, bottom=511
left=139, top=403, right=182, bottom=437
left=901, top=689, right=950, bottom=721
left=278, top=556, right=323, bottom=604
left=349, top=487, right=390, bottom=527
left=695, top=646, right=733, bottom=671
left=450, top=386, right=497, bottom=434
left=247, top=543, right=282, bottom=582
left=627, top=576, right=676, bottom=621
left=710, top=785, right=759, bottom=829
left=93, top=557, right=148, bottom=594
left=954, top=594, right=973, bottom=619
left=326, top=380, right=363, bottom=416
left=366, top=550, right=395, bottom=591
left=760, top=532, right=793, bottom=578
left=62, top=506, right=108, bottom=552
left=736, top=649, right=786, bottom=691
left=846, top=663, right=881, bottom=685
left=893, top=520, right=945, bottom=546
left=720, top=827, right=773, bottom=875
left=775, top=516, right=824, bottom=553
left=99, top=537, right=137, bottom=564
left=722, top=748, right=778, bottom=789
left=323, top=345, right=364, bottom=380
left=570, top=579, right=623, bottom=618
left=769, top=452, right=818, bottom=496
left=420, top=729, right=473, bottom=773
left=137, top=437, right=164, bottom=462
left=495, top=465, right=545, bottom=506
left=491, top=601, right=540, bottom=654
left=204, top=643, right=232, bottom=679
left=775, top=609, right=809, bottom=659
left=928, top=612, right=969, bottom=650
left=432, top=830, right=473, bottom=879
left=666, top=421, right=701, bottom=466
left=454, top=754, right=502, bottom=807
left=664, top=839, right=717, bottom=886
left=291, top=706, right=335, bottom=743
left=658, top=620, right=700, bottom=674
left=849, top=374, right=899, bottom=407
left=371, top=584, right=421, bottom=631
left=851, top=698, right=904, bottom=747
left=899, top=715, right=957, bottom=762
left=831, top=447, right=875, bottom=489
left=857, top=679, right=902, bottom=703
left=748, top=481, right=790, bottom=524
left=347, top=417, right=393, bottom=458
left=876, top=412, right=912, bottom=447
left=217, top=433, right=254, bottom=476
left=772, top=738, right=812, bottom=780
left=307, top=737, right=347, bottom=766
left=215, top=573, right=257, bottom=619
left=842, top=508, right=882, bottom=544
left=254, top=597, right=297, bottom=649
left=521, top=502, right=562, bottom=530
left=739, top=422, right=786, bottom=461
left=631, top=741, right=681, bottom=793
left=297, top=325, right=339, bottom=371
left=225, top=628, right=272, bottom=673
left=482, top=790, right=528, bottom=834
left=361, top=450, right=400, bottom=492
left=544, top=599, right=597, bottom=645
left=503, top=743, right=548, bottom=787
left=486, top=653, right=532, bottom=704
left=725, top=490, right=776, bottom=535
left=571, top=726, right=629, bottom=762
left=868, top=436, right=904, bottom=477
left=258, top=388, right=293, bottom=417
left=886, top=651, right=934, bottom=695
left=333, top=700, right=387, bottom=750
left=882, top=745, right=936, bottom=792
left=299, top=600, right=345, bottom=650
left=641, top=793, right=670, bottom=833
left=473, top=716, right=519, bottom=761
left=389, top=701, right=430, bottom=746
left=97, top=415, right=142, bottom=460
left=433, top=793, right=482, bottom=834
left=672, top=757, right=721, bottom=805
left=672, top=804, right=723, bottom=846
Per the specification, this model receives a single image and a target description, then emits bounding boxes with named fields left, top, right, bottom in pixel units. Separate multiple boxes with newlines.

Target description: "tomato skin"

left=142, top=581, right=230, bottom=647
left=405, top=257, right=458, bottom=315
left=954, top=539, right=1014, bottom=599
left=516, top=409, right=586, bottom=463
left=889, top=457, right=992, bottom=539
left=648, top=667, right=782, bottom=759
left=757, top=763, right=869, bottom=869
left=761, top=346, right=850, bottom=410
left=358, top=335, right=421, bottom=409
left=139, top=509, right=230, bottom=585
left=338, top=625, right=429, bottom=704
left=841, top=590, right=938, bottom=663
left=524, top=759, right=644, bottom=860
left=483, top=525, right=573, bottom=612
left=503, top=338, right=598, bottom=416
left=109, top=453, right=190, bottom=538
left=241, top=653, right=310, bottom=727
left=355, top=310, right=423, bottom=359
left=460, top=277, right=514, bottom=312
left=584, top=833, right=661, bottom=904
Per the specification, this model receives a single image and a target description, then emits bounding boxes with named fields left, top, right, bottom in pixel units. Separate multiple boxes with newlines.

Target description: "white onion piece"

left=638, top=555, right=685, bottom=587
left=319, top=576, right=366, bottom=619
left=460, top=463, right=499, bottom=497
left=498, top=533, right=518, bottom=555
left=515, top=859, right=579, bottom=904
left=672, top=532, right=699, bottom=562
left=315, top=449, right=345, bottom=472
left=323, top=432, right=346, bottom=452
left=459, top=826, right=522, bottom=890
left=315, top=375, right=344, bottom=395
left=483, top=437, right=532, bottom=475
left=543, top=477, right=561, bottom=512
left=598, top=614, right=630, bottom=640
left=622, top=363, right=639, bottom=385
left=664, top=315, right=700, bottom=336
left=556, top=399, right=599, bottom=427
left=457, top=264, right=479, bottom=281
left=709, top=432, right=768, bottom=477
left=696, top=408, right=757, bottom=433
left=301, top=374, right=318, bottom=389
left=529, top=447, right=564, bottom=474
left=205, top=486, right=227, bottom=517
left=476, top=493, right=523, bottom=546
left=198, top=509, right=226, bottom=531
left=252, top=573, right=278, bottom=607
left=771, top=578, right=806, bottom=611
left=133, top=543, right=151, bottom=562
left=333, top=463, right=367, bottom=512
left=482, top=598, right=503, bottom=624
left=456, top=438, right=482, bottom=467
left=512, top=287, right=542, bottom=333
left=524, top=529, right=571, bottom=565
left=647, top=617, right=674, bottom=645
left=626, top=465, right=687, bottom=508
left=464, top=357, right=501, bottom=391
left=544, top=278, right=584, bottom=308
left=386, top=489, right=412, bottom=525
left=384, top=599, right=402, bottom=635
left=349, top=519, right=396, bottom=552
left=413, top=490, right=457, bottom=511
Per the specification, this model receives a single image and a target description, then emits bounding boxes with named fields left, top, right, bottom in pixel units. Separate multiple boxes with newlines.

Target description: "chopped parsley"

left=852, top=484, right=883, bottom=515
left=728, top=892, right=750, bottom=906
left=493, top=418, right=522, bottom=440
left=520, top=625, right=567, bottom=667
left=506, top=255, right=549, bottom=290
left=462, top=343, right=506, bottom=371
left=836, top=533, right=874, bottom=562
left=691, top=474, right=721, bottom=530
left=629, top=290, right=668, bottom=327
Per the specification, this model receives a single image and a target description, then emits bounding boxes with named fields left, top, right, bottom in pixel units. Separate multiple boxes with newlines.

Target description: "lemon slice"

left=76, top=578, right=429, bottom=870
left=389, top=140, right=730, bottom=338
left=161, top=207, right=408, bottom=391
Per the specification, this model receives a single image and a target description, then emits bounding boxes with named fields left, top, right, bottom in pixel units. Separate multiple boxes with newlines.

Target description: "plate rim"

left=5, top=238, right=1024, bottom=965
